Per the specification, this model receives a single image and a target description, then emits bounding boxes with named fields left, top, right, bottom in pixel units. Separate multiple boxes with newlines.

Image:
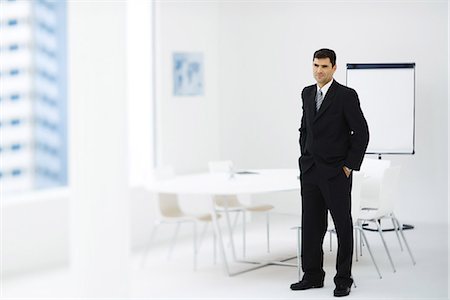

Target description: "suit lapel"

left=306, top=86, right=316, bottom=125
left=314, top=80, right=338, bottom=123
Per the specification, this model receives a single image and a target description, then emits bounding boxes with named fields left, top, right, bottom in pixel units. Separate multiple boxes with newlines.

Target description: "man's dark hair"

left=313, top=48, right=336, bottom=66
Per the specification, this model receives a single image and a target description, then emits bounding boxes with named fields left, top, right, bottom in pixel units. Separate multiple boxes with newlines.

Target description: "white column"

left=127, top=0, right=155, bottom=185
left=68, top=1, right=129, bottom=297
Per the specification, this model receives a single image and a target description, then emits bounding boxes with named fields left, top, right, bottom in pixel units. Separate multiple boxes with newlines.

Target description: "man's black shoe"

left=290, top=279, right=324, bottom=290
left=333, top=285, right=351, bottom=297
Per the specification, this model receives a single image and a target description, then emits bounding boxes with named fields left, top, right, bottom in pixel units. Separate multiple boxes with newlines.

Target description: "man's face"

left=313, top=58, right=336, bottom=87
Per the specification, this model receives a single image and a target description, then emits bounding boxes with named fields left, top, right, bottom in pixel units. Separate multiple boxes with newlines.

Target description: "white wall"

left=218, top=1, right=448, bottom=224
left=2, top=190, right=69, bottom=275
left=155, top=1, right=221, bottom=173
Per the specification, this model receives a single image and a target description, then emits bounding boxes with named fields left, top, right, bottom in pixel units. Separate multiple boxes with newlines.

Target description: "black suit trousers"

left=300, top=164, right=353, bottom=286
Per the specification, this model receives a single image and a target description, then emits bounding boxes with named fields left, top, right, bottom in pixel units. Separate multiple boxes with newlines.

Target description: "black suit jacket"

left=299, top=80, right=369, bottom=178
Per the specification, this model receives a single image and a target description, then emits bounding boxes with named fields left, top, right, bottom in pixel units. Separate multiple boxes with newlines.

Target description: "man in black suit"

left=290, top=49, right=369, bottom=297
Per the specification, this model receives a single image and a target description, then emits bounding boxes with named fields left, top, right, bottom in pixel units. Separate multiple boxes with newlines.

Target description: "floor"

left=2, top=215, right=448, bottom=299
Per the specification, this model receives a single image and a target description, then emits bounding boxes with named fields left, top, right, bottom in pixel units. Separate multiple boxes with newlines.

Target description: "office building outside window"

left=0, top=0, right=67, bottom=193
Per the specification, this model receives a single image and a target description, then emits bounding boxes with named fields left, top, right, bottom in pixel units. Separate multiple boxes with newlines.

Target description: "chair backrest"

left=356, top=165, right=401, bottom=220
left=376, top=166, right=401, bottom=216
left=359, top=159, right=391, bottom=208
left=213, top=194, right=242, bottom=208
left=351, top=171, right=364, bottom=219
left=208, top=160, right=234, bottom=173
left=158, top=193, right=185, bottom=218
left=152, top=166, right=185, bottom=219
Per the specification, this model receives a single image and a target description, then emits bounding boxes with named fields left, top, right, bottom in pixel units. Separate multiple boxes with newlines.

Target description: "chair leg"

left=393, top=215, right=416, bottom=265
left=357, top=220, right=364, bottom=257
left=354, top=226, right=359, bottom=262
left=357, top=220, right=365, bottom=257
left=213, top=227, right=217, bottom=264
left=266, top=212, right=270, bottom=253
left=375, top=220, right=396, bottom=273
left=359, top=224, right=363, bottom=256
left=243, top=211, right=247, bottom=258
left=198, top=222, right=208, bottom=250
left=141, top=224, right=158, bottom=267
left=193, top=222, right=198, bottom=271
left=358, top=226, right=382, bottom=279
left=296, top=227, right=302, bottom=281
left=391, top=216, right=403, bottom=251
left=232, top=211, right=241, bottom=233
left=168, top=222, right=181, bottom=261
left=329, top=230, right=333, bottom=252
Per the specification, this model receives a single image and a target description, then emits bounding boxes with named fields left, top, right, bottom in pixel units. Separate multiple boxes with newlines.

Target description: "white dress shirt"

left=316, top=78, right=334, bottom=98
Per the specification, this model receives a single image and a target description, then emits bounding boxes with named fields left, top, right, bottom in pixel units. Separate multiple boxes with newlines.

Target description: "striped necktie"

left=316, top=88, right=324, bottom=112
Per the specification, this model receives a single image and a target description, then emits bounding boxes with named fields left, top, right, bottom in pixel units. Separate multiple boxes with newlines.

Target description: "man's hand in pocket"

left=343, top=166, right=352, bottom=178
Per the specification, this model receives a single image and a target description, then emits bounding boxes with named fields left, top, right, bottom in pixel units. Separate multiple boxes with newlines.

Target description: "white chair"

left=326, top=171, right=382, bottom=279
left=141, top=166, right=220, bottom=270
left=359, top=158, right=391, bottom=209
left=356, top=165, right=416, bottom=273
left=324, top=158, right=389, bottom=252
left=356, top=158, right=394, bottom=258
left=351, top=171, right=382, bottom=279
left=208, top=161, right=274, bottom=258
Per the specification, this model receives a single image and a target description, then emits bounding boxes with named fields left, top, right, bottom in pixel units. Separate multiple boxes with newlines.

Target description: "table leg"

left=223, top=204, right=237, bottom=261
left=209, top=196, right=230, bottom=275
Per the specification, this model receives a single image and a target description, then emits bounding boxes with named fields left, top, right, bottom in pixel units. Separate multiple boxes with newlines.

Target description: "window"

left=0, top=0, right=67, bottom=193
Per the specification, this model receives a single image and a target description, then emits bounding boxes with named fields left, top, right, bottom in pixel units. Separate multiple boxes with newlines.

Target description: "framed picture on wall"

left=173, top=52, right=204, bottom=96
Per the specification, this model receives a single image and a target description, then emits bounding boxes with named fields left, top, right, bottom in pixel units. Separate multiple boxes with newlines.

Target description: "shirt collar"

left=317, top=79, right=334, bottom=98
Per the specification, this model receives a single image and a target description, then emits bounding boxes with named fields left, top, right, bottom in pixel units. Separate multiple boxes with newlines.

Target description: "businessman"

left=291, top=49, right=369, bottom=297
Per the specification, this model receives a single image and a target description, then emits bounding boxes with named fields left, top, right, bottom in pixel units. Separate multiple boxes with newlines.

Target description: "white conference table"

left=149, top=168, right=300, bottom=276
